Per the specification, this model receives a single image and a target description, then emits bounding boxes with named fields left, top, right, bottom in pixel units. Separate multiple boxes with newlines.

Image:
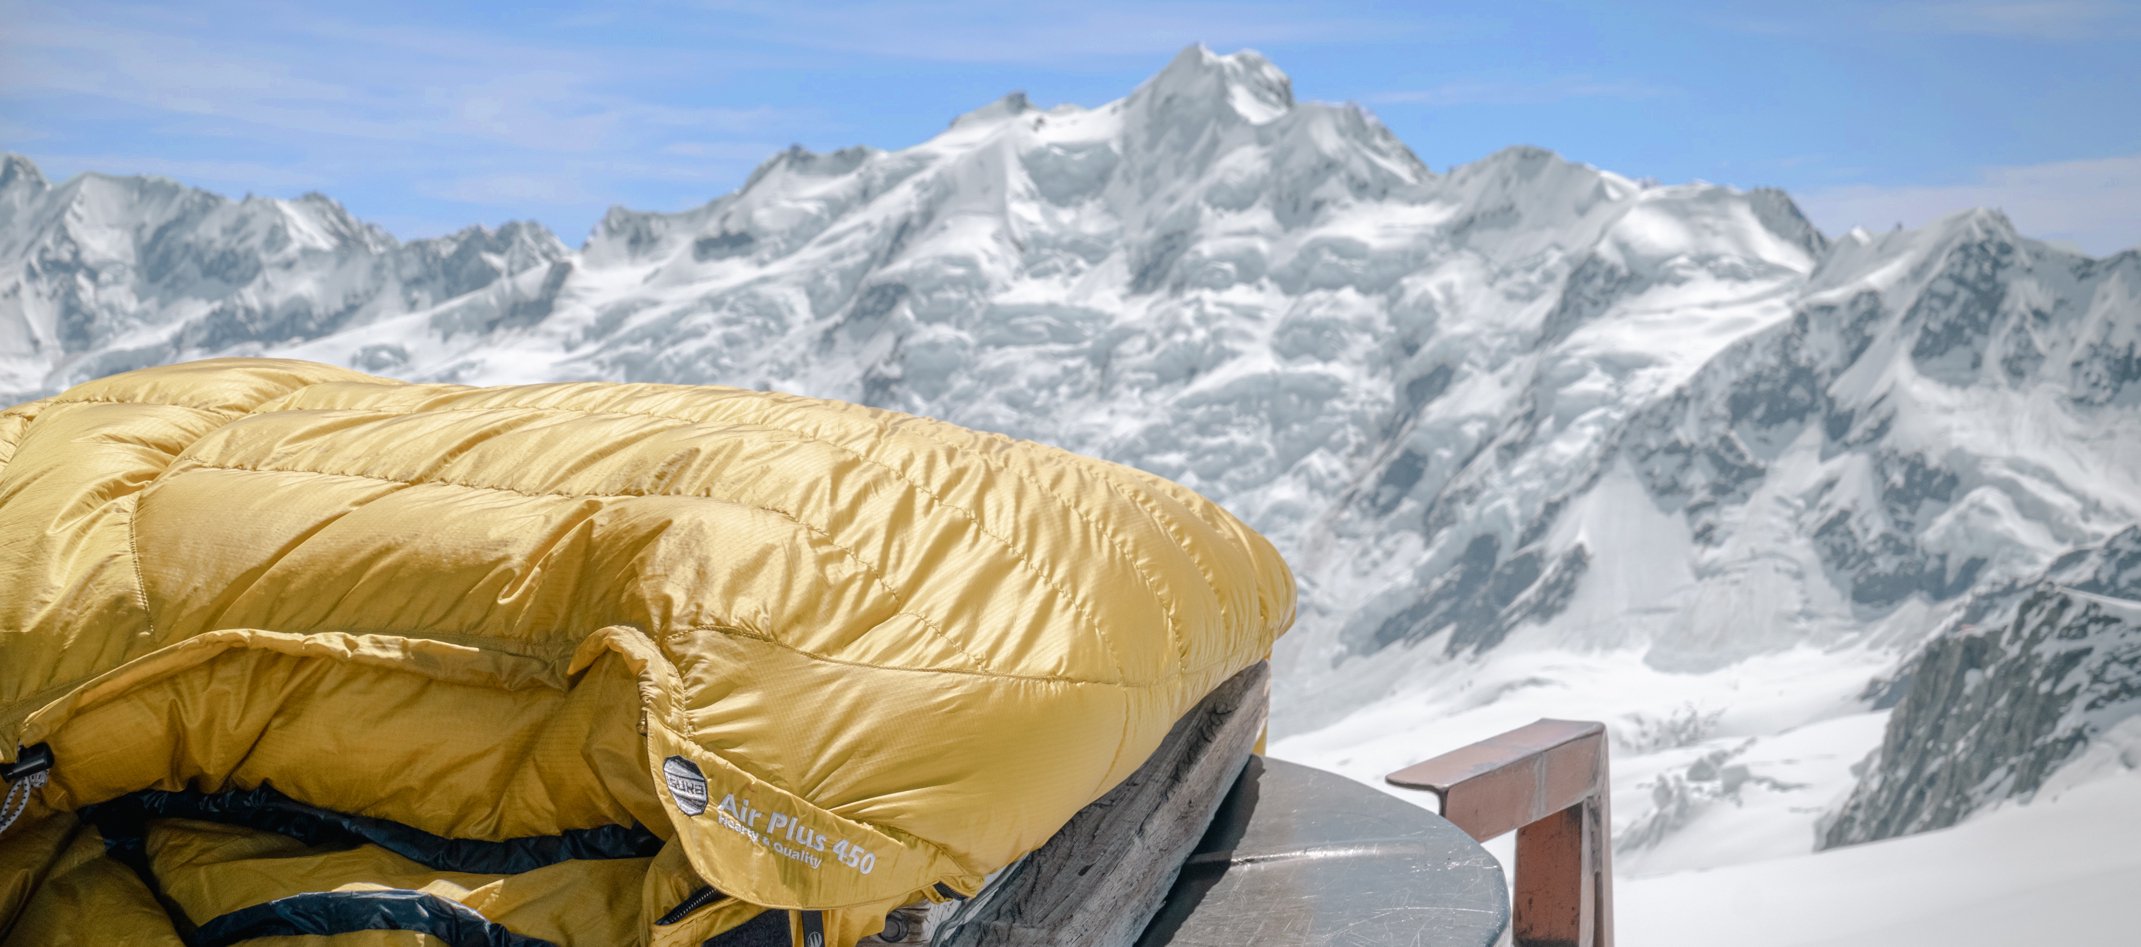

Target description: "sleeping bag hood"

left=0, top=359, right=1294, bottom=946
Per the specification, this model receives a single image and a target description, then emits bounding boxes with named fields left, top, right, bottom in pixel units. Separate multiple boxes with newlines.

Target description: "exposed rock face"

left=1824, top=528, right=2141, bottom=847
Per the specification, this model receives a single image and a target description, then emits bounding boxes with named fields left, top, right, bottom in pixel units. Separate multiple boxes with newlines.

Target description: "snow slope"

left=4, top=45, right=2139, bottom=941
left=1623, top=771, right=2141, bottom=947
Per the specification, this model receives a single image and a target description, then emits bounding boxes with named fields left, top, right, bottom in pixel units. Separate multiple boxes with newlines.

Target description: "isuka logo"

left=662, top=756, right=709, bottom=815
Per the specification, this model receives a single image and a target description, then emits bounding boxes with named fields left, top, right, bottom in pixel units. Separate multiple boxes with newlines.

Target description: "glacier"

left=5, top=44, right=2139, bottom=945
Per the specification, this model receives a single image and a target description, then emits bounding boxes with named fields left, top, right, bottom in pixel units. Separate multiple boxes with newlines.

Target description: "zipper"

left=656, top=884, right=725, bottom=925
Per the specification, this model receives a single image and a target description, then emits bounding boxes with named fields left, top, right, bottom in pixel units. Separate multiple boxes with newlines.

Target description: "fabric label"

left=708, top=792, right=879, bottom=875
left=663, top=756, right=710, bottom=815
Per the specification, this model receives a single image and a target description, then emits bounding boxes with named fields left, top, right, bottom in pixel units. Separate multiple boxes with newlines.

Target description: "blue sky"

left=3, top=0, right=2138, bottom=253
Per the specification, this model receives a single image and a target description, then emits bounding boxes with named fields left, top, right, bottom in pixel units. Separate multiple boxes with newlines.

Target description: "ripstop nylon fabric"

left=0, top=358, right=1295, bottom=945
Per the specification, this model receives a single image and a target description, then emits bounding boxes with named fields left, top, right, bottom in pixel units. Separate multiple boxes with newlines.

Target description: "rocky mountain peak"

left=1128, top=44, right=1295, bottom=127
left=949, top=90, right=1034, bottom=129
left=0, top=154, right=47, bottom=195
left=1442, top=146, right=1618, bottom=212
left=1748, top=186, right=1830, bottom=260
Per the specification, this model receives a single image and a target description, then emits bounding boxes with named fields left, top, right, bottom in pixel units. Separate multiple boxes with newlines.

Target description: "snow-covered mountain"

left=5, top=45, right=2139, bottom=914
left=0, top=152, right=566, bottom=398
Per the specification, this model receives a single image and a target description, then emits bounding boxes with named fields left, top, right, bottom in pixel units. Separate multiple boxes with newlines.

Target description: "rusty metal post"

left=1386, top=719, right=1613, bottom=947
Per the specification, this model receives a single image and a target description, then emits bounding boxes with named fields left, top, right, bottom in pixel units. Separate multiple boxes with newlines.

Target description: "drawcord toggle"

left=0, top=744, right=53, bottom=836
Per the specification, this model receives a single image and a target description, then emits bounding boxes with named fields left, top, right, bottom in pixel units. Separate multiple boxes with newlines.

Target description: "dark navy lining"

left=193, top=892, right=797, bottom=947
left=83, top=784, right=663, bottom=874
left=77, top=809, right=205, bottom=947
left=704, top=908, right=793, bottom=947
left=78, top=786, right=795, bottom=946
left=193, top=889, right=556, bottom=947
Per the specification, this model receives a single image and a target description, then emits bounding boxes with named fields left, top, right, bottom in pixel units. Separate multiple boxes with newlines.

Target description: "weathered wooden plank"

left=1386, top=718, right=1604, bottom=843
left=929, top=661, right=1269, bottom=947
left=1386, top=718, right=1614, bottom=947
left=1514, top=802, right=1590, bottom=947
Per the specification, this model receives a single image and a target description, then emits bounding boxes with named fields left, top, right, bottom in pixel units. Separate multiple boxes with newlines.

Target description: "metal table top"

left=1140, top=757, right=1510, bottom=947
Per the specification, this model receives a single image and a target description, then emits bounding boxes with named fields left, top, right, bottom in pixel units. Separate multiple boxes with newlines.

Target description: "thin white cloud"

left=0, top=0, right=813, bottom=226
left=1883, top=1, right=2140, bottom=40
left=1369, top=77, right=1674, bottom=108
left=550, top=9, right=624, bottom=30
left=2, top=17, right=405, bottom=139
left=0, top=120, right=51, bottom=144
left=1796, top=153, right=2141, bottom=256
left=1718, top=1, right=2140, bottom=39
left=694, top=0, right=1422, bottom=63
left=0, top=9, right=796, bottom=150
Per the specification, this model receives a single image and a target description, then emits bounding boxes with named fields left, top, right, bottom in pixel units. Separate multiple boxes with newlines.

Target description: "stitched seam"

left=1083, top=465, right=1232, bottom=674
left=217, top=401, right=1131, bottom=682
left=80, top=384, right=1260, bottom=685
left=637, top=634, right=1262, bottom=884
left=10, top=629, right=578, bottom=702
left=675, top=622, right=1243, bottom=691
left=125, top=494, right=157, bottom=643
left=5, top=372, right=380, bottom=421
left=3, top=618, right=1232, bottom=740
left=4, top=396, right=240, bottom=416
left=666, top=625, right=1155, bottom=685
left=158, top=463, right=1262, bottom=687
left=1126, top=466, right=1240, bottom=538
left=419, top=403, right=1126, bottom=676
left=177, top=461, right=1003, bottom=678
left=0, top=412, right=32, bottom=481
left=0, top=627, right=577, bottom=742
left=43, top=378, right=360, bottom=650
left=3, top=615, right=1252, bottom=760
left=895, top=424, right=1187, bottom=676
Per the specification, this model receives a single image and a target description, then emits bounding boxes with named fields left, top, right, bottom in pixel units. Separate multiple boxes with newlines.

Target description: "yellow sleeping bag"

left=0, top=359, right=1294, bottom=945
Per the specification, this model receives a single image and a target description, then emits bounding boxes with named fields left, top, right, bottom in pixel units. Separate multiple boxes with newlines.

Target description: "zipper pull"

left=1, top=743, right=51, bottom=782
left=1, top=744, right=53, bottom=836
